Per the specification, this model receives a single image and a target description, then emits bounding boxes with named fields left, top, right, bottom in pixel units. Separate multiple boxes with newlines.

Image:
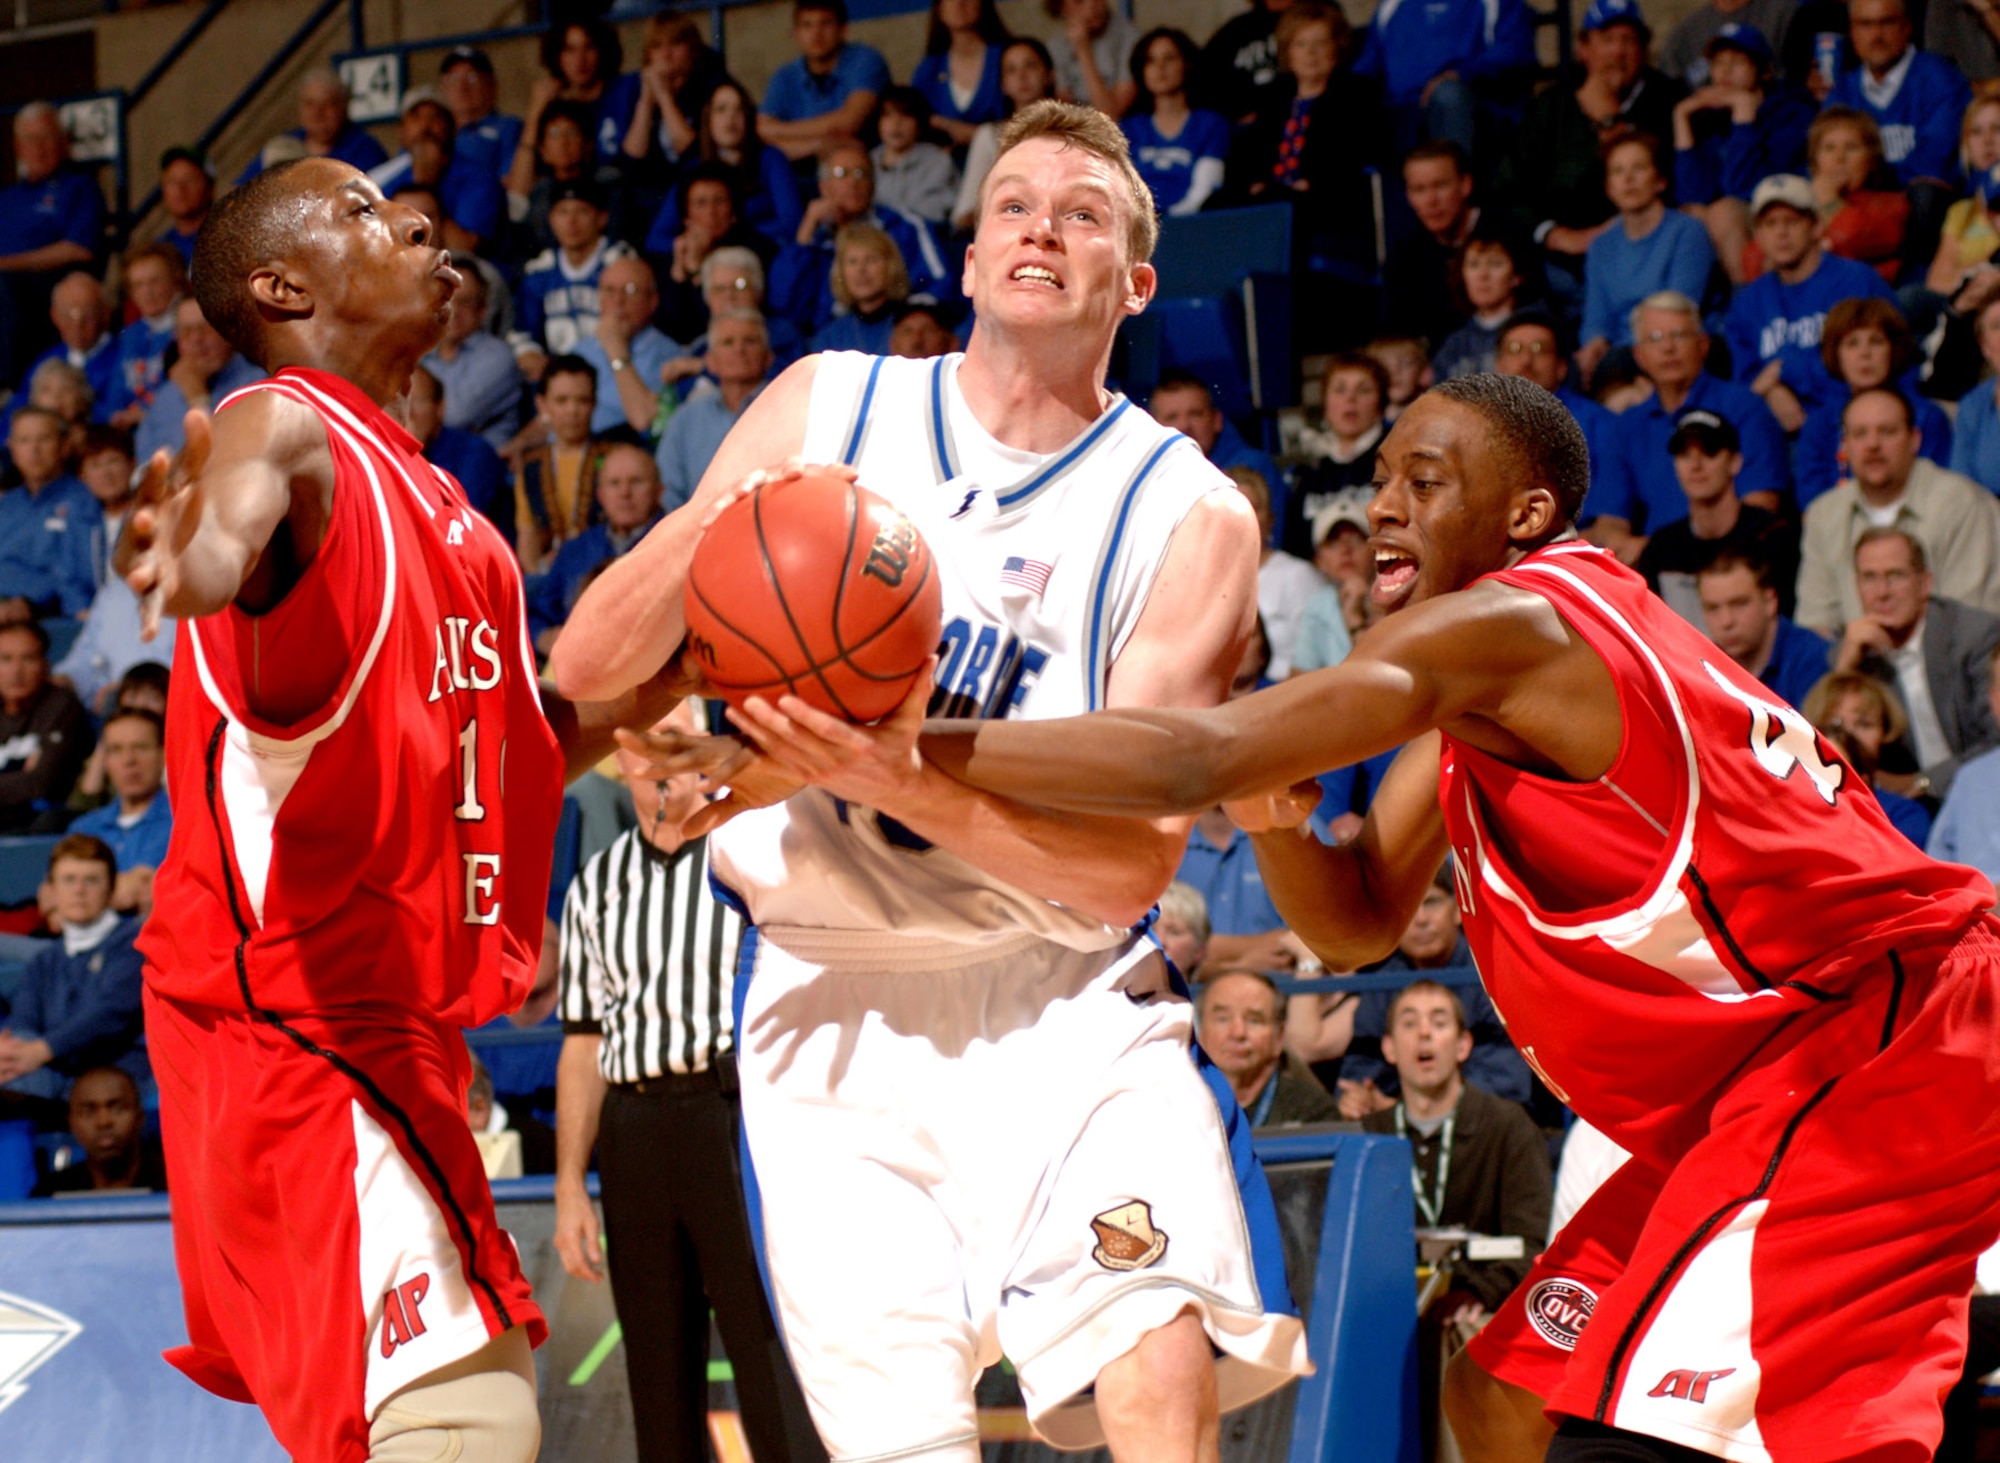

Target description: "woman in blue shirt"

left=1120, top=28, right=1231, bottom=217
left=648, top=82, right=803, bottom=253
left=809, top=224, right=909, bottom=356
left=1796, top=296, right=1953, bottom=506
left=1952, top=295, right=2000, bottom=496
left=1578, top=126, right=1718, bottom=382
left=911, top=0, right=1011, bottom=147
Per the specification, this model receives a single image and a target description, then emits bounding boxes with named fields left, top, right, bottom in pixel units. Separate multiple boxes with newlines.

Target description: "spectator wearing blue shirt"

left=656, top=309, right=772, bottom=511
left=1828, top=0, right=1969, bottom=189
left=1582, top=129, right=1718, bottom=373
left=1121, top=29, right=1230, bottom=217
left=1952, top=294, right=2000, bottom=496
left=1795, top=298, right=1952, bottom=507
left=0, top=834, right=146, bottom=1112
left=134, top=297, right=262, bottom=468
left=524, top=18, right=632, bottom=170
left=1492, top=310, right=1615, bottom=514
left=437, top=46, right=524, bottom=183
left=406, top=366, right=512, bottom=546
left=1589, top=292, right=1790, bottom=549
left=1354, top=0, right=1538, bottom=155
left=237, top=70, right=388, bottom=185
left=1928, top=655, right=2000, bottom=879
left=0, top=104, right=103, bottom=390
left=1672, top=25, right=1813, bottom=283
left=647, top=98, right=803, bottom=259
left=106, top=242, right=183, bottom=430
left=808, top=224, right=909, bottom=357
left=420, top=265, right=522, bottom=453
left=156, top=146, right=214, bottom=267
left=1148, top=371, right=1288, bottom=541
left=1696, top=552, right=1832, bottom=707
left=511, top=179, right=637, bottom=374
left=54, top=576, right=172, bottom=717
left=1802, top=670, right=1937, bottom=846
left=912, top=0, right=1011, bottom=147
left=68, top=709, right=171, bottom=916
left=574, top=256, right=690, bottom=439
left=0, top=409, right=97, bottom=619
left=368, top=90, right=505, bottom=254
left=22, top=272, right=118, bottom=425
left=1432, top=227, right=1537, bottom=382
left=1724, top=172, right=1896, bottom=430
left=770, top=142, right=950, bottom=334
left=758, top=0, right=892, bottom=167
left=1176, top=809, right=1300, bottom=975
left=528, top=442, right=664, bottom=653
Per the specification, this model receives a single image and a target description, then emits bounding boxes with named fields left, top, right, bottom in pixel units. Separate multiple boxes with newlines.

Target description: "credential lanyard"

left=1395, top=1106, right=1454, bottom=1227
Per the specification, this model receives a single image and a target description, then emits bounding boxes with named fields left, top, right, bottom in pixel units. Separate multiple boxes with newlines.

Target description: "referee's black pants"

left=599, top=1070, right=827, bottom=1463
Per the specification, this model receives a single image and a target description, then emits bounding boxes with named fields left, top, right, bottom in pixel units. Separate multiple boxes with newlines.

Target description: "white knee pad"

left=368, top=1359, right=541, bottom=1463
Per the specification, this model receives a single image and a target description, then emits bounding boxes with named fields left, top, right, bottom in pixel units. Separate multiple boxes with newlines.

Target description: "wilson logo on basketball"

left=1523, top=1278, right=1596, bottom=1351
left=1090, top=1200, right=1169, bottom=1272
left=861, top=517, right=919, bottom=588
left=379, top=1273, right=432, bottom=1358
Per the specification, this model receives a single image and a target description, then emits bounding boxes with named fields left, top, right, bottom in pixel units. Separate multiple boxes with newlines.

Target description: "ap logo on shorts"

left=1524, top=1278, right=1596, bottom=1351
left=1091, top=1200, right=1168, bottom=1271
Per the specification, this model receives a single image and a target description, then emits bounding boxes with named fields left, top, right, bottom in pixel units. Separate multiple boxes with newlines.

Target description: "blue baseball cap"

left=1704, top=22, right=1775, bottom=68
left=1582, top=0, right=1651, bottom=38
left=1978, top=163, right=2000, bottom=211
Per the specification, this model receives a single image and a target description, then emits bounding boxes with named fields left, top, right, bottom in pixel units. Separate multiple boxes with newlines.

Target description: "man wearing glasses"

left=1581, top=290, right=1789, bottom=564
left=770, top=140, right=950, bottom=332
left=1494, top=309, right=1610, bottom=508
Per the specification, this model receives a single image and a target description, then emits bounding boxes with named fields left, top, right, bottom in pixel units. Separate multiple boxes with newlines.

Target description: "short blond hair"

left=985, top=98, right=1157, bottom=265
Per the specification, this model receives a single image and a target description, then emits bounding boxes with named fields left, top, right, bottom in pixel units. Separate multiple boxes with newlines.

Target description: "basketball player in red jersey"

left=114, top=158, right=685, bottom=1463
left=896, top=373, right=2000, bottom=1463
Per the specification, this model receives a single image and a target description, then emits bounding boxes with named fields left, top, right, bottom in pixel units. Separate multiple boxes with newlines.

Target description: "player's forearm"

left=554, top=1035, right=608, bottom=1193
left=877, top=764, right=1190, bottom=927
left=610, top=361, right=659, bottom=432
left=1248, top=827, right=1408, bottom=969
left=547, top=507, right=707, bottom=701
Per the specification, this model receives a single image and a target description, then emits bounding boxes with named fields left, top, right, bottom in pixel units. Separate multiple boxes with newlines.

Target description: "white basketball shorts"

left=732, top=925, right=1312, bottom=1461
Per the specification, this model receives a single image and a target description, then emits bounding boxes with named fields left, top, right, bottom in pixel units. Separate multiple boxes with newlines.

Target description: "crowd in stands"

left=3, top=0, right=2000, bottom=1374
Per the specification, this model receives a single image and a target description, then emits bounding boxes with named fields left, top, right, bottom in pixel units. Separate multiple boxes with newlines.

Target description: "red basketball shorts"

left=1468, top=917, right=2000, bottom=1463
left=145, top=988, right=545, bottom=1463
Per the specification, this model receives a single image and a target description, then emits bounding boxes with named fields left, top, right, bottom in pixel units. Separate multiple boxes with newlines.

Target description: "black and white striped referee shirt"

left=557, top=827, right=743, bottom=1083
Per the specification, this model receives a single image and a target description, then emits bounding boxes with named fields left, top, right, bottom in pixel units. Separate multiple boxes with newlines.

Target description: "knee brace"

left=367, top=1359, right=541, bottom=1463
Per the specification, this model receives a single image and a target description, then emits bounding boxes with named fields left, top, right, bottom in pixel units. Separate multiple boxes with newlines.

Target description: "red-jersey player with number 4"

left=116, top=159, right=685, bottom=1463
left=921, top=374, right=2000, bottom=1463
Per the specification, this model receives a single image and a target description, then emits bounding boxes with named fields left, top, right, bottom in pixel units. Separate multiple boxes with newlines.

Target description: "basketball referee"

left=554, top=701, right=825, bottom=1463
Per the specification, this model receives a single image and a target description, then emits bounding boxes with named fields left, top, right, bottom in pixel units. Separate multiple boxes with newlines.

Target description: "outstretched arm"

left=923, top=577, right=1609, bottom=816
left=116, top=393, right=335, bottom=637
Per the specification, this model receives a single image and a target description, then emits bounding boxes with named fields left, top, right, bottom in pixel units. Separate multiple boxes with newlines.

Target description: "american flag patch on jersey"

left=1000, top=556, right=1054, bottom=596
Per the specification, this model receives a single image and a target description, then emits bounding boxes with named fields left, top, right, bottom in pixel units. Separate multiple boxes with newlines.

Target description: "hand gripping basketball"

left=683, top=469, right=944, bottom=723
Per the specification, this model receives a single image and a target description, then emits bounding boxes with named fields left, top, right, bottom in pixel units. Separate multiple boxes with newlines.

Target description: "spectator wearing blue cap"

left=1660, top=0, right=1800, bottom=86
left=1587, top=290, right=1790, bottom=559
left=1578, top=127, right=1718, bottom=381
left=1493, top=0, right=1686, bottom=319
left=1352, top=0, right=1537, bottom=157
left=438, top=46, right=524, bottom=183
left=1638, top=410, right=1803, bottom=624
left=1671, top=23, right=1814, bottom=282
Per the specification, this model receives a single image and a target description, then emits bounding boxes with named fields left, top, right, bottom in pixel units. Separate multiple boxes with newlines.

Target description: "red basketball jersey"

left=1440, top=541, right=1994, bottom=1167
left=142, top=368, right=563, bottom=1027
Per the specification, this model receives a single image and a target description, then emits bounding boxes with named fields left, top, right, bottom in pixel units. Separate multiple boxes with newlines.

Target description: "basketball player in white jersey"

left=551, top=101, right=1310, bottom=1461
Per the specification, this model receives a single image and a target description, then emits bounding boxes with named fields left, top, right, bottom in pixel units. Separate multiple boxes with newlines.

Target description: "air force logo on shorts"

left=1090, top=1200, right=1169, bottom=1272
left=1524, top=1277, right=1597, bottom=1351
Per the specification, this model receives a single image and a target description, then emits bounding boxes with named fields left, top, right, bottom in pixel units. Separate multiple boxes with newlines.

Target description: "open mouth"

left=1011, top=264, right=1061, bottom=289
left=1373, top=550, right=1418, bottom=605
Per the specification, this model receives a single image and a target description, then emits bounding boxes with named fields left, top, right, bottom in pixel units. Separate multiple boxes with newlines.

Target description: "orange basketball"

left=684, top=472, right=943, bottom=723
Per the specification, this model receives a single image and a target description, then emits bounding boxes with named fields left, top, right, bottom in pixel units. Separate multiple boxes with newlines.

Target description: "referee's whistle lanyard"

left=1394, top=1106, right=1453, bottom=1228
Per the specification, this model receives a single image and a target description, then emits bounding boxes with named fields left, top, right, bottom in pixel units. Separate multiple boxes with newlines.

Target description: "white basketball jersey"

left=709, top=351, right=1230, bottom=949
